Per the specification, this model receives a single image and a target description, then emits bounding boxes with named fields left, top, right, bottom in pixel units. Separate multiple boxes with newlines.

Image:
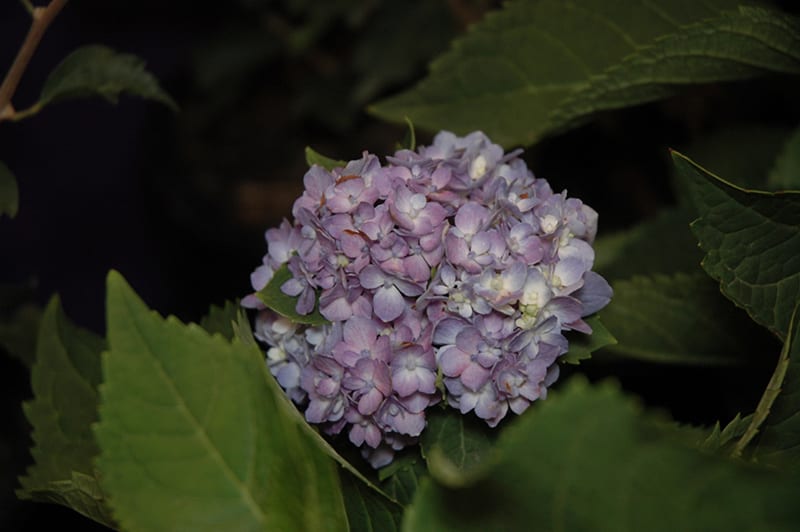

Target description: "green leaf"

left=231, top=301, right=396, bottom=506
left=372, top=1, right=800, bottom=147
left=256, top=263, right=329, bottom=325
left=701, top=413, right=752, bottom=453
left=0, top=160, right=19, bottom=218
left=769, top=126, right=800, bottom=191
left=0, top=302, right=41, bottom=368
left=419, top=406, right=496, bottom=487
left=751, top=305, right=800, bottom=469
left=16, top=297, right=114, bottom=528
left=593, top=208, right=703, bottom=281
left=377, top=452, right=426, bottom=507
left=305, top=146, right=347, bottom=171
left=562, top=314, right=617, bottom=365
left=95, top=271, right=347, bottom=532
left=199, top=300, right=240, bottom=340
left=402, top=377, right=800, bottom=532
left=674, top=151, right=800, bottom=340
left=600, top=273, right=770, bottom=365
left=340, top=471, right=403, bottom=532
left=33, top=45, right=177, bottom=115
left=549, top=6, right=800, bottom=136
left=677, top=125, right=793, bottom=195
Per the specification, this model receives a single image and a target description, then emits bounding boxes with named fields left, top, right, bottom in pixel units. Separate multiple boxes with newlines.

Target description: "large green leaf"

left=371, top=1, right=800, bottom=147
left=593, top=208, right=703, bottom=281
left=402, top=377, right=800, bottom=532
left=674, top=151, right=800, bottom=340
left=601, top=272, right=769, bottom=365
left=16, top=297, right=114, bottom=528
left=769, top=126, right=800, bottom=190
left=0, top=160, right=19, bottom=218
left=95, top=271, right=347, bottom=532
left=23, top=45, right=177, bottom=118
left=751, top=306, right=800, bottom=469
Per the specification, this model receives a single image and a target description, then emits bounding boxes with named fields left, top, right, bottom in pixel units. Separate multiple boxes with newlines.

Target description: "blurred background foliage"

left=1, top=0, right=799, bottom=529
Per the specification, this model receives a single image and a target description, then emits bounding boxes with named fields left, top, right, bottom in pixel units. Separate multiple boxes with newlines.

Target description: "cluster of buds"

left=243, top=131, right=611, bottom=467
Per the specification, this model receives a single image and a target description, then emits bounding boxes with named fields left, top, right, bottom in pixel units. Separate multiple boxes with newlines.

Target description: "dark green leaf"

left=371, top=1, right=800, bottom=147
left=419, top=406, right=496, bottom=487
left=16, top=297, right=114, bottom=528
left=377, top=452, right=426, bottom=507
left=0, top=160, right=19, bottom=218
left=36, top=45, right=177, bottom=113
left=199, top=300, right=240, bottom=340
left=674, top=151, right=800, bottom=340
left=753, top=306, right=800, bottom=470
left=601, top=273, right=769, bottom=365
left=550, top=6, right=800, bottom=136
left=0, top=302, right=41, bottom=368
left=769, top=126, right=800, bottom=191
left=95, top=271, right=347, bottom=531
left=593, top=208, right=703, bottom=281
left=256, top=263, right=329, bottom=325
left=305, top=146, right=347, bottom=171
left=403, top=377, right=800, bottom=532
left=562, top=314, right=617, bottom=365
left=676, top=126, right=792, bottom=197
left=702, top=413, right=752, bottom=453
left=340, top=471, right=402, bottom=532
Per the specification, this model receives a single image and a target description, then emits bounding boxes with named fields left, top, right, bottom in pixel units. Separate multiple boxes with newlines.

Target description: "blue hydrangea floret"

left=243, top=131, right=612, bottom=467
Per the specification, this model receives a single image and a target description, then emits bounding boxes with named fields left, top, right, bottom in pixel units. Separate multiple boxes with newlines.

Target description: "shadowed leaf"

left=674, top=151, right=800, bottom=340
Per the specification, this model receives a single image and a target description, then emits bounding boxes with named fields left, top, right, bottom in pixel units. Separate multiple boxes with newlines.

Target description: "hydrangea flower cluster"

left=243, top=131, right=612, bottom=467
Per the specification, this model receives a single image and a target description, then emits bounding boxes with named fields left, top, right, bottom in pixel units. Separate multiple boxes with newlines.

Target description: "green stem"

left=730, top=306, right=799, bottom=459
left=0, top=0, right=69, bottom=121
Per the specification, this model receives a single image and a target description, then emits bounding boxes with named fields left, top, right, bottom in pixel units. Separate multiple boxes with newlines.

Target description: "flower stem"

left=0, top=0, right=69, bottom=121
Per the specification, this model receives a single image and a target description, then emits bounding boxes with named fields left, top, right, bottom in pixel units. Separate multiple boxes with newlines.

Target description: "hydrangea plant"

left=242, top=131, right=612, bottom=466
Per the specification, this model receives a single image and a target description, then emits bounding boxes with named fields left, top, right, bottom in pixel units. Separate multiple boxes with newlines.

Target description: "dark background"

left=1, top=1, right=798, bottom=529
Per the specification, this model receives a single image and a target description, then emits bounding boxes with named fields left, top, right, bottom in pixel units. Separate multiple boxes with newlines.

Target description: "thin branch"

left=0, top=0, right=69, bottom=121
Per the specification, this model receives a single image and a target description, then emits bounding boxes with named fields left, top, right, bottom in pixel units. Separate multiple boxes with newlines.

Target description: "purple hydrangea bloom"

left=244, top=130, right=612, bottom=467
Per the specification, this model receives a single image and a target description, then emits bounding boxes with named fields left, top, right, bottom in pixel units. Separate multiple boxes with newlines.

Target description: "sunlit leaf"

left=95, top=271, right=347, bottom=531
